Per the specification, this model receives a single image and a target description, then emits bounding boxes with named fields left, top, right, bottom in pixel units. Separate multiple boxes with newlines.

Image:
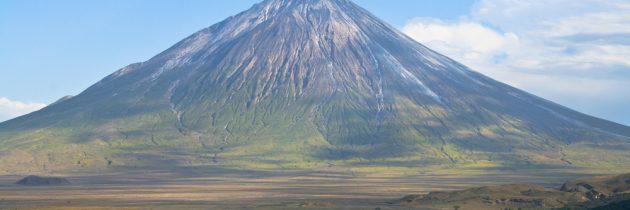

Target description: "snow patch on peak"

left=381, top=53, right=442, bottom=103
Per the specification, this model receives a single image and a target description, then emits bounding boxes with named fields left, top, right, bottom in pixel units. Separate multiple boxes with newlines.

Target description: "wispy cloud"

left=0, top=97, right=46, bottom=122
left=402, top=19, right=519, bottom=72
left=402, top=0, right=630, bottom=125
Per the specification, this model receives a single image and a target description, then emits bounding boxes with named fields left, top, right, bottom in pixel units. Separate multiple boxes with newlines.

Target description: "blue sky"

left=1, top=0, right=629, bottom=125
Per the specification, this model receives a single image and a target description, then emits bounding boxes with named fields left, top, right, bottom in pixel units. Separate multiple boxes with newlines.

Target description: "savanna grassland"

left=0, top=166, right=614, bottom=209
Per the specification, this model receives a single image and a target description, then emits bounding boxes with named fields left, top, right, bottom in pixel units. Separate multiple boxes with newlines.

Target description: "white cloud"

left=402, top=0, right=630, bottom=125
left=0, top=97, right=46, bottom=122
left=402, top=19, right=519, bottom=70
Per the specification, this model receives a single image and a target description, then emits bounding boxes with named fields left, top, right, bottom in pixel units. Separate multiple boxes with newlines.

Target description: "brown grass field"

left=0, top=166, right=606, bottom=209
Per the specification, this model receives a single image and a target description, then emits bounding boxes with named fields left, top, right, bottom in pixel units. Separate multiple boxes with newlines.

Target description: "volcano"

left=1, top=0, right=629, bottom=173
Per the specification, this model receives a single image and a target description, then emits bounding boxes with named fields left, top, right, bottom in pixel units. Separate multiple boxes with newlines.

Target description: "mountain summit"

left=1, top=0, right=629, bottom=173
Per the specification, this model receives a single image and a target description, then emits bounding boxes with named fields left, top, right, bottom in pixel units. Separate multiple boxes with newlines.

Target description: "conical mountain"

left=1, top=0, right=629, bottom=173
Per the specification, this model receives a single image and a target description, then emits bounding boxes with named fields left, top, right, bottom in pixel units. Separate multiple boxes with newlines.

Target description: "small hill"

left=16, top=175, right=71, bottom=186
left=562, top=173, right=630, bottom=196
left=391, top=184, right=576, bottom=209
left=392, top=173, right=630, bottom=210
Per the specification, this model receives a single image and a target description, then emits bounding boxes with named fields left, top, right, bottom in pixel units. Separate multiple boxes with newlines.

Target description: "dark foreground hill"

left=0, top=0, right=629, bottom=174
left=393, top=173, right=630, bottom=210
left=15, top=175, right=70, bottom=186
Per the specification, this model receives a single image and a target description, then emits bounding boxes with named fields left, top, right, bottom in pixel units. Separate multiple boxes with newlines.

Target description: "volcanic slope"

left=1, top=0, right=629, bottom=173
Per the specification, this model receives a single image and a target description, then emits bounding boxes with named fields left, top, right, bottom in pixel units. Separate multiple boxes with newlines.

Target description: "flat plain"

left=0, top=166, right=605, bottom=209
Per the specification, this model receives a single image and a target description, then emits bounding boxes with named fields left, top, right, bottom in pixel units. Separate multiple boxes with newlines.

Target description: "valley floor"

left=0, top=167, right=615, bottom=209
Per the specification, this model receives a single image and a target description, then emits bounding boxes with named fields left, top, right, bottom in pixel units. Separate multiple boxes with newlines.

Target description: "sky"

left=0, top=0, right=628, bottom=126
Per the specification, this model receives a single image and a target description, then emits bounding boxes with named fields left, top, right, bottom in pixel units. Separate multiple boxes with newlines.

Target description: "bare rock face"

left=0, top=0, right=629, bottom=172
left=16, top=175, right=70, bottom=186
